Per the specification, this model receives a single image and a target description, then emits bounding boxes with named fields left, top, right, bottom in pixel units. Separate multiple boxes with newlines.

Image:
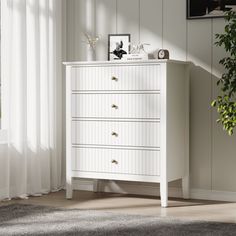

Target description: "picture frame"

left=187, top=0, right=236, bottom=19
left=108, top=34, right=131, bottom=61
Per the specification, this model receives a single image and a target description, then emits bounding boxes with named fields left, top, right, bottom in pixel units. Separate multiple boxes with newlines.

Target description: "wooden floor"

left=1, top=190, right=236, bottom=223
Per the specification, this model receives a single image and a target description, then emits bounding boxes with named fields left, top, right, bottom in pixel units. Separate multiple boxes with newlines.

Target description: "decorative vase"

left=87, top=46, right=96, bottom=61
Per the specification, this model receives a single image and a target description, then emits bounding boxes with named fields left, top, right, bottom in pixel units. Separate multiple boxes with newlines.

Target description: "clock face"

left=158, top=50, right=165, bottom=59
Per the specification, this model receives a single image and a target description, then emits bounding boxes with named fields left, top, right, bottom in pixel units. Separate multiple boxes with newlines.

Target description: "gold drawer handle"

left=111, top=159, right=118, bottom=164
left=111, top=132, right=118, bottom=137
left=111, top=104, right=118, bottom=109
left=111, top=76, right=118, bottom=82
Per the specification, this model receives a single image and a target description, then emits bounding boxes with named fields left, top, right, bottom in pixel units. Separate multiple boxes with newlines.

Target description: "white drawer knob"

left=111, top=159, right=118, bottom=164
left=111, top=104, right=118, bottom=109
left=111, top=76, right=118, bottom=81
left=111, top=132, right=118, bottom=137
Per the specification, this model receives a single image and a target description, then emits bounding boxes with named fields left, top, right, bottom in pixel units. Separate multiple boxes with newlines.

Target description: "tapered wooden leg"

left=182, top=176, right=190, bottom=199
left=160, top=181, right=168, bottom=208
left=66, top=178, right=73, bottom=199
left=93, top=180, right=99, bottom=193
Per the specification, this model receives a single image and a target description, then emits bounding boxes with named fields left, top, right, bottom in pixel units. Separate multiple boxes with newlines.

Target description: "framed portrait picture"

left=187, top=0, right=236, bottom=19
left=108, top=34, right=130, bottom=60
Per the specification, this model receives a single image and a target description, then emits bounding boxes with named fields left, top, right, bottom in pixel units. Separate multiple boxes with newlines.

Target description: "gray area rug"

left=0, top=204, right=236, bottom=236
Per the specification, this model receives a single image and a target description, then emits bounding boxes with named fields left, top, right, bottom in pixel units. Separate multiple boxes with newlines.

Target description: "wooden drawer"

left=71, top=65, right=161, bottom=91
left=72, top=147, right=160, bottom=176
left=71, top=121, right=160, bottom=148
left=71, top=93, right=160, bottom=119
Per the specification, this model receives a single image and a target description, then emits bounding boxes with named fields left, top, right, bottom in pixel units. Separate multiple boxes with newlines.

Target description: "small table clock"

left=158, top=49, right=169, bottom=59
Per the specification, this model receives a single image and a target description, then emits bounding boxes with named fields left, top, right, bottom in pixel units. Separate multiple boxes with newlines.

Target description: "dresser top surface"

left=63, top=59, right=191, bottom=67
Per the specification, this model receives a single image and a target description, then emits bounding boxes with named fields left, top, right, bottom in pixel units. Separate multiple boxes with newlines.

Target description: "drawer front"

left=72, top=147, right=160, bottom=176
left=71, top=65, right=161, bottom=91
left=71, top=93, right=160, bottom=119
left=71, top=121, right=160, bottom=148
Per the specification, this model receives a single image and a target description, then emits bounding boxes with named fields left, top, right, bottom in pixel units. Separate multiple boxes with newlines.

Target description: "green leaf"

left=211, top=100, right=217, bottom=107
left=213, top=10, right=236, bottom=136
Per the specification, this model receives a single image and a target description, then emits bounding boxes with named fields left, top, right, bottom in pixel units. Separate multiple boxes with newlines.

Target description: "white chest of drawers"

left=64, top=60, right=190, bottom=207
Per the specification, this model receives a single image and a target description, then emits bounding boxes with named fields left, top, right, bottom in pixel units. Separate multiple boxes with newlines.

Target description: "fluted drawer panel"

left=71, top=93, right=160, bottom=119
left=72, top=121, right=160, bottom=148
left=72, top=147, right=160, bottom=176
left=71, top=65, right=161, bottom=91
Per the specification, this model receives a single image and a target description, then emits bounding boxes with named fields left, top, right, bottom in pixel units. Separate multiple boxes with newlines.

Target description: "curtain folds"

left=0, top=0, right=63, bottom=200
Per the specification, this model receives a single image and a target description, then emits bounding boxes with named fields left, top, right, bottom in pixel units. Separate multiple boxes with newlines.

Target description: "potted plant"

left=212, top=10, right=236, bottom=135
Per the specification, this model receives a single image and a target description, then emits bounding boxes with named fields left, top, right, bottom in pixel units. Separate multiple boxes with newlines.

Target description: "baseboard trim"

left=190, top=188, right=236, bottom=202
left=72, top=179, right=236, bottom=202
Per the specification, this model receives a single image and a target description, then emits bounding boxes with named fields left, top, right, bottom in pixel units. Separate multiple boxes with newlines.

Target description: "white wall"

left=65, top=0, right=236, bottom=194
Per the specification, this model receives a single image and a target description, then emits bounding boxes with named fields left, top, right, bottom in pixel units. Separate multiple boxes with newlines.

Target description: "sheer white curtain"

left=0, top=0, right=63, bottom=200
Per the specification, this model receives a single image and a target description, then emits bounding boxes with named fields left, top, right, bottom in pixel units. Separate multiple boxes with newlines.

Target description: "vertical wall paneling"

left=212, top=19, right=236, bottom=192
left=187, top=20, right=212, bottom=190
left=74, top=0, right=83, bottom=60
left=66, top=0, right=75, bottom=60
left=163, top=0, right=187, bottom=60
left=117, top=0, right=140, bottom=44
left=95, top=0, right=116, bottom=61
left=139, top=0, right=163, bottom=56
left=67, top=0, right=96, bottom=61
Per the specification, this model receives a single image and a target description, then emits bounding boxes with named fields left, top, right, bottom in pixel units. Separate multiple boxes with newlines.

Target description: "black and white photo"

left=108, top=34, right=130, bottom=60
left=187, top=0, right=236, bottom=19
